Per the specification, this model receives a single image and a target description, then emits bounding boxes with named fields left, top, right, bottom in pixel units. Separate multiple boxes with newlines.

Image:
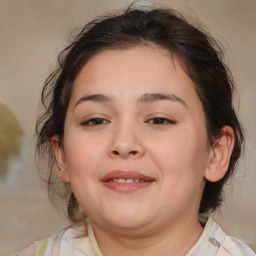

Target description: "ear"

left=51, top=135, right=70, bottom=182
left=204, top=126, right=235, bottom=182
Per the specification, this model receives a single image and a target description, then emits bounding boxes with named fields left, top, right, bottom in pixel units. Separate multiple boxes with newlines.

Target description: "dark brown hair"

left=36, top=5, right=244, bottom=224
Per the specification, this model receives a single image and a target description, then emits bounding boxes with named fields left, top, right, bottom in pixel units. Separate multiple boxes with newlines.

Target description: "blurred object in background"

left=0, top=101, right=23, bottom=181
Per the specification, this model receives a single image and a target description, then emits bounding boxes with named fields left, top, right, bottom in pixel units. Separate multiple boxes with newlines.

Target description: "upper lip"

left=100, top=170, right=155, bottom=182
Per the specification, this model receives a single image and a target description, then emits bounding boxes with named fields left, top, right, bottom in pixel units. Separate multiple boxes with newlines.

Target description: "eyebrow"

left=74, top=93, right=188, bottom=109
left=74, top=94, right=113, bottom=108
left=138, top=93, right=188, bottom=108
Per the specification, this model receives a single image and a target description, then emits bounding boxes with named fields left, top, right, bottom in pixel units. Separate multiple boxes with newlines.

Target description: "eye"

left=82, top=118, right=109, bottom=126
left=148, top=117, right=176, bottom=125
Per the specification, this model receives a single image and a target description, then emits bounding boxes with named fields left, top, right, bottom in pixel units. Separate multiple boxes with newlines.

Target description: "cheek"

left=150, top=127, right=209, bottom=180
left=63, top=129, right=107, bottom=177
left=62, top=130, right=106, bottom=213
left=144, top=129, right=208, bottom=215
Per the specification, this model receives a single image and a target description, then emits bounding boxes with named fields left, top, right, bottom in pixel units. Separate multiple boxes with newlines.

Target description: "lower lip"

left=102, top=181, right=154, bottom=192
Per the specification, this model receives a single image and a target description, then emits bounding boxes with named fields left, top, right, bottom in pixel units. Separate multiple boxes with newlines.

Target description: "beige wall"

left=0, top=0, right=255, bottom=255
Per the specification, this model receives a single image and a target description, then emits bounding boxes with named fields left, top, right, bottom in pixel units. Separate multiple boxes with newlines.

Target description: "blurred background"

left=0, top=0, right=255, bottom=255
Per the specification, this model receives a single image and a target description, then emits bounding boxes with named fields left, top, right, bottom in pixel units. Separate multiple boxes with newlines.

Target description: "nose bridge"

left=109, top=116, right=145, bottom=158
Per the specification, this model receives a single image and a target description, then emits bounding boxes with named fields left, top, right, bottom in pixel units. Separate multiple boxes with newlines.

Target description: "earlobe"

left=204, top=126, right=235, bottom=182
left=59, top=168, right=70, bottom=182
left=51, top=135, right=70, bottom=182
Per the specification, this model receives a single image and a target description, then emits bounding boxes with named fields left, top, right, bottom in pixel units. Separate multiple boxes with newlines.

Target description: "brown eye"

left=149, top=117, right=176, bottom=125
left=82, top=118, right=109, bottom=126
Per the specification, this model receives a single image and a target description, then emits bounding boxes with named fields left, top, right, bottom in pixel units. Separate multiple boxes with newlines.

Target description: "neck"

left=89, top=215, right=204, bottom=256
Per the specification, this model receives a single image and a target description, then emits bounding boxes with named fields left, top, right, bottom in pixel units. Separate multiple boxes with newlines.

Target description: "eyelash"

left=147, top=117, right=176, bottom=125
left=81, top=117, right=176, bottom=126
left=82, top=118, right=109, bottom=126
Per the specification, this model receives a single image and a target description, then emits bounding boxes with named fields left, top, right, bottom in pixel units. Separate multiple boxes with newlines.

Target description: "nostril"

left=112, top=150, right=138, bottom=156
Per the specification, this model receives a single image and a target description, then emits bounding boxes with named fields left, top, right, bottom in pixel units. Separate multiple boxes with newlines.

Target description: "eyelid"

left=145, top=113, right=177, bottom=124
left=79, top=112, right=176, bottom=126
left=83, top=118, right=109, bottom=125
left=80, top=114, right=110, bottom=126
left=147, top=117, right=176, bottom=125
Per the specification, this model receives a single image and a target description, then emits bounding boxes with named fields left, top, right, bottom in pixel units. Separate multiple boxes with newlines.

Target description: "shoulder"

left=10, top=238, right=48, bottom=256
left=11, top=225, right=95, bottom=256
left=221, top=234, right=256, bottom=255
left=210, top=221, right=255, bottom=255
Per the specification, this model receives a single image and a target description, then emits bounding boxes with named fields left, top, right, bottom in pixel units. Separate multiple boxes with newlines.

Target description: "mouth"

left=101, top=170, right=155, bottom=192
left=107, top=178, right=149, bottom=183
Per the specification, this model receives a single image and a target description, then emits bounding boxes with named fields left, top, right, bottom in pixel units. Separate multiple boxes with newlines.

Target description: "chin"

left=86, top=200, right=157, bottom=232
left=100, top=209, right=154, bottom=232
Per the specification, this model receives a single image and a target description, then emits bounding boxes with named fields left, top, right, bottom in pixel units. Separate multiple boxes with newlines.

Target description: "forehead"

left=70, top=46, right=201, bottom=109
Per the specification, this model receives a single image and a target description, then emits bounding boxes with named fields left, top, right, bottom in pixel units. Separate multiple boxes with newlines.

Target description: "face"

left=54, top=46, right=213, bottom=234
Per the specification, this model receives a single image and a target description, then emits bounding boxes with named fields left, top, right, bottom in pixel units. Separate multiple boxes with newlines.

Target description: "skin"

left=52, top=46, right=234, bottom=256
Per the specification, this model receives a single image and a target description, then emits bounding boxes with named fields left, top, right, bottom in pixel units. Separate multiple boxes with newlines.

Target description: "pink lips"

left=101, top=170, right=155, bottom=192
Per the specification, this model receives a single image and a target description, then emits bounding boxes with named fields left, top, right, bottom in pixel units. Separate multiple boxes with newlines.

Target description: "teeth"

left=112, top=178, right=145, bottom=183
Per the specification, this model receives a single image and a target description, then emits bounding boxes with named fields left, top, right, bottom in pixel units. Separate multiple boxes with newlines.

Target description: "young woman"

left=13, top=5, right=255, bottom=256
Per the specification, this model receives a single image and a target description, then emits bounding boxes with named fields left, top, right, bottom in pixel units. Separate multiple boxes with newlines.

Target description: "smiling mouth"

left=101, top=171, right=155, bottom=192
left=107, top=178, right=149, bottom=183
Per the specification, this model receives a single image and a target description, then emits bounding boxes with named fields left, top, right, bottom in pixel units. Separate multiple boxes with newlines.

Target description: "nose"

left=108, top=122, right=145, bottom=159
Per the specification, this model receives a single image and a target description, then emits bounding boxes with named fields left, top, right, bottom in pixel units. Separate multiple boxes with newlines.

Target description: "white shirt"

left=15, top=217, right=255, bottom=256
